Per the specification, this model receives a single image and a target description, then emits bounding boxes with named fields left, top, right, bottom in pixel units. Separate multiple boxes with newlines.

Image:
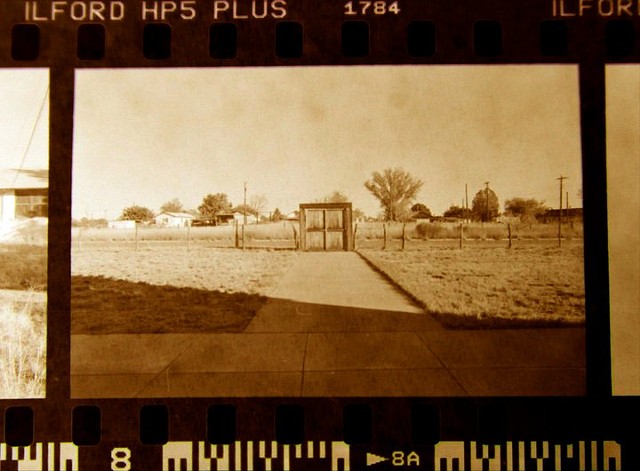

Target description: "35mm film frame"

left=0, top=0, right=638, bottom=469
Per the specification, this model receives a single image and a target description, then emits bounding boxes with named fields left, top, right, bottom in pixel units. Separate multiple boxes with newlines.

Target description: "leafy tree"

left=120, top=205, right=154, bottom=222
left=160, top=197, right=184, bottom=213
left=471, top=188, right=500, bottom=222
left=443, top=205, right=472, bottom=219
left=198, top=193, right=232, bottom=217
left=352, top=208, right=366, bottom=221
left=504, top=198, right=547, bottom=224
left=319, top=191, right=367, bottom=220
left=364, top=167, right=424, bottom=222
left=272, top=208, right=283, bottom=221
left=322, top=191, right=350, bottom=203
left=411, top=203, right=432, bottom=219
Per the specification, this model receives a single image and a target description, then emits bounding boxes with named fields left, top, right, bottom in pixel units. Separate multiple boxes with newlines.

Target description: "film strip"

left=0, top=0, right=638, bottom=469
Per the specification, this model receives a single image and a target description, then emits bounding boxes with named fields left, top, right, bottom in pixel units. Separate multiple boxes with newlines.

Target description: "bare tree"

left=364, top=167, right=423, bottom=222
left=249, top=194, right=268, bottom=218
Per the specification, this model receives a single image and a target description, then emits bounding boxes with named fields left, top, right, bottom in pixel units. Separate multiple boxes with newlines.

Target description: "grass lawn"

left=71, top=244, right=298, bottom=334
left=358, top=239, right=585, bottom=328
left=72, top=276, right=265, bottom=334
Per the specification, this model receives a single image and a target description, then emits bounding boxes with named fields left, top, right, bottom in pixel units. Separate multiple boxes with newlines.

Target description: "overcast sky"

left=72, top=65, right=582, bottom=220
left=0, top=69, right=49, bottom=172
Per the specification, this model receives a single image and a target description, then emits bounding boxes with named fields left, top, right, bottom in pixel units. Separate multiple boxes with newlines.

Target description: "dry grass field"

left=0, top=244, right=47, bottom=290
left=359, top=239, right=585, bottom=328
left=71, top=243, right=298, bottom=334
left=73, top=221, right=298, bottom=245
left=355, top=221, right=583, bottom=247
left=0, top=240, right=47, bottom=398
left=0, top=291, right=46, bottom=398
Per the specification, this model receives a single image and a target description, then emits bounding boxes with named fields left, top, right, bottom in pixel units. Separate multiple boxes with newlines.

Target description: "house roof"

left=156, top=211, right=194, bottom=218
left=0, top=168, right=48, bottom=190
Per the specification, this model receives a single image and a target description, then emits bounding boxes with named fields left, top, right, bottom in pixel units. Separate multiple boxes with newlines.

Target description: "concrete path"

left=71, top=252, right=585, bottom=398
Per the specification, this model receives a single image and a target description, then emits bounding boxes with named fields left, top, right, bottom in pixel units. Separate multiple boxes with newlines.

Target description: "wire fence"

left=72, top=219, right=584, bottom=253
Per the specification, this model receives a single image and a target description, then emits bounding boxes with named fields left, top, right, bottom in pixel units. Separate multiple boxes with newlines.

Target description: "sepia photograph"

left=0, top=69, right=49, bottom=399
left=71, top=65, right=585, bottom=398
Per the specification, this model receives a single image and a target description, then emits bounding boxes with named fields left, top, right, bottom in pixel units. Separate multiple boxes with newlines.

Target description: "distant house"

left=154, top=211, right=194, bottom=227
left=538, top=208, right=583, bottom=223
left=284, top=211, right=299, bottom=221
left=192, top=212, right=257, bottom=226
left=232, top=212, right=257, bottom=224
left=0, top=168, right=48, bottom=224
left=108, top=220, right=136, bottom=229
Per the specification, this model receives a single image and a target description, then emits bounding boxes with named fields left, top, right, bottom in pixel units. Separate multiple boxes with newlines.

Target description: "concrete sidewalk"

left=71, top=252, right=585, bottom=398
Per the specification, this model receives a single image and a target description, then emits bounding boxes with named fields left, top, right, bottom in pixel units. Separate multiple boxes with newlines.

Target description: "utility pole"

left=465, top=183, right=469, bottom=220
left=243, top=181, right=247, bottom=226
left=484, top=181, right=490, bottom=223
left=557, top=176, right=567, bottom=247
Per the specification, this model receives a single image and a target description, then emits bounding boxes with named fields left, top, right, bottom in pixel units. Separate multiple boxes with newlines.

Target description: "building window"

left=15, top=191, right=48, bottom=218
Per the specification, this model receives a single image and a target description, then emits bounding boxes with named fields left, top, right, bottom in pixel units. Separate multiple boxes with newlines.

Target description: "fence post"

left=402, top=224, right=406, bottom=251
left=235, top=220, right=239, bottom=248
left=459, top=222, right=463, bottom=249
left=241, top=223, right=245, bottom=250
left=508, top=223, right=512, bottom=249
left=383, top=223, right=387, bottom=250
left=353, top=223, right=358, bottom=251
left=292, top=225, right=298, bottom=250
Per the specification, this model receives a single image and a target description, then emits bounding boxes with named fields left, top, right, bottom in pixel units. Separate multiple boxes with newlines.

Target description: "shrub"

left=415, top=223, right=455, bottom=239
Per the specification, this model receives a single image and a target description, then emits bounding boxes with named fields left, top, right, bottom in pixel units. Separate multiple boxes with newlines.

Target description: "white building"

left=108, top=220, right=136, bottom=229
left=155, top=211, right=195, bottom=227
left=0, top=168, right=48, bottom=224
left=232, top=212, right=257, bottom=224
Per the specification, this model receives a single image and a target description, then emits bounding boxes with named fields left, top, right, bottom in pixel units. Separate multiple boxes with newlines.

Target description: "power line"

left=10, top=83, right=49, bottom=189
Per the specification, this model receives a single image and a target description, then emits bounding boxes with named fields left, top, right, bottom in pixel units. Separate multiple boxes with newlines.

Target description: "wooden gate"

left=299, top=203, right=353, bottom=251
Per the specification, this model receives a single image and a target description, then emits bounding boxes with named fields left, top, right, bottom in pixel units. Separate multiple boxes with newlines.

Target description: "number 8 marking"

left=374, top=1, right=386, bottom=14
left=111, top=447, right=132, bottom=471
